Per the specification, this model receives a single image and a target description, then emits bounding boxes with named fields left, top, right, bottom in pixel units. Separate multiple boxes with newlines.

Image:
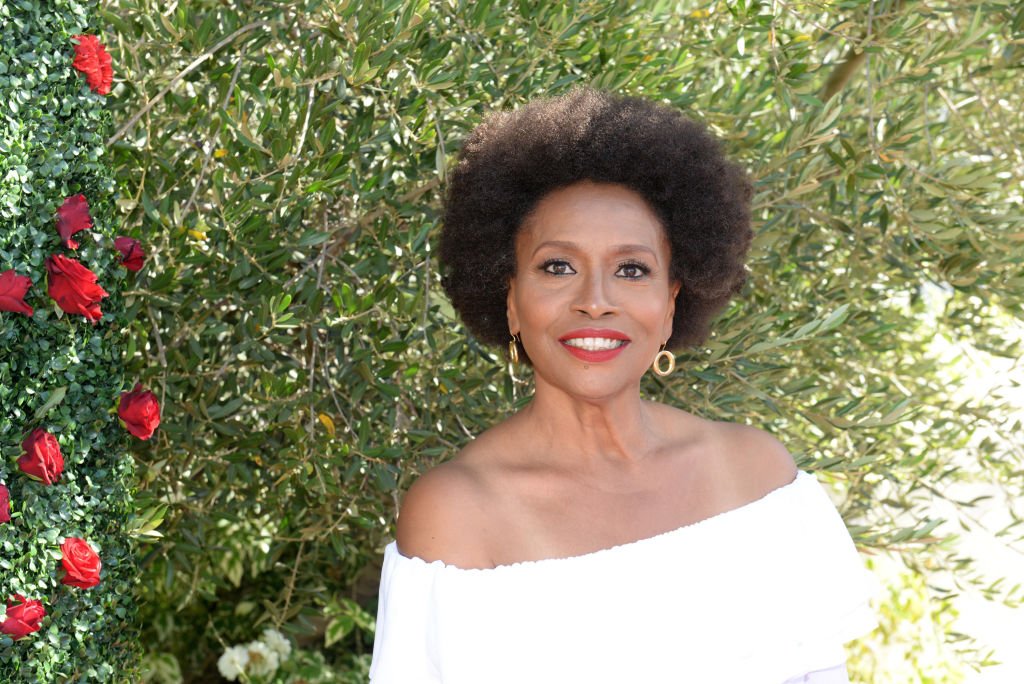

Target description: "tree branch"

left=107, top=21, right=269, bottom=147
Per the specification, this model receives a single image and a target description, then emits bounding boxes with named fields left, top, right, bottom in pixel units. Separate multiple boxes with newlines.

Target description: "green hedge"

left=0, top=0, right=143, bottom=680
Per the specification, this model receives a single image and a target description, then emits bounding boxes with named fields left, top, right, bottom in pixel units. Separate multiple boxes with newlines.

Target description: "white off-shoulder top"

left=369, top=469, right=880, bottom=684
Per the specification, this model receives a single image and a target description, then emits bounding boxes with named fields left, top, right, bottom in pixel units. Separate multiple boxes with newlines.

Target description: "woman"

left=369, top=87, right=878, bottom=683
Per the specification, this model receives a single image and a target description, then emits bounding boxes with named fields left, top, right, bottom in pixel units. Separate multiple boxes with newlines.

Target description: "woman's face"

left=507, top=180, right=681, bottom=400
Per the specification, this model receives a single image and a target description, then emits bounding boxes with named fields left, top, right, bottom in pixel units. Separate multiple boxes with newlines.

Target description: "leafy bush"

left=98, top=0, right=1024, bottom=680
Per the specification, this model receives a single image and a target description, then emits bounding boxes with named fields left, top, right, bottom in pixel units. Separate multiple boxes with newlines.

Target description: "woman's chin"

left=534, top=367, right=645, bottom=402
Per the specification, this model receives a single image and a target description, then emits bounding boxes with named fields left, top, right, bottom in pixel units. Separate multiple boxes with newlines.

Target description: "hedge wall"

left=1, top=0, right=151, bottom=680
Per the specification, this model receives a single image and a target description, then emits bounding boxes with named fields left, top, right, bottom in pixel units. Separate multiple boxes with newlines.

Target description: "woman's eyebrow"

left=531, top=240, right=658, bottom=259
left=531, top=239, right=580, bottom=256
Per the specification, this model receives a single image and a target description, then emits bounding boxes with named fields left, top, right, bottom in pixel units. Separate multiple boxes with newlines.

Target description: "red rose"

left=46, top=254, right=109, bottom=323
left=56, top=194, right=93, bottom=249
left=60, top=538, right=102, bottom=589
left=114, top=236, right=145, bottom=272
left=71, top=35, right=113, bottom=96
left=118, top=383, right=161, bottom=440
left=18, top=428, right=65, bottom=485
left=0, top=483, right=10, bottom=524
left=0, top=269, right=34, bottom=317
left=1, top=594, right=45, bottom=640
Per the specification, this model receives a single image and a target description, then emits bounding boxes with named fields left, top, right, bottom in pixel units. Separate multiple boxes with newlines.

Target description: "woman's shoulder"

left=645, top=401, right=798, bottom=492
left=395, top=409, right=797, bottom=569
left=394, top=437, right=504, bottom=569
left=715, top=417, right=799, bottom=484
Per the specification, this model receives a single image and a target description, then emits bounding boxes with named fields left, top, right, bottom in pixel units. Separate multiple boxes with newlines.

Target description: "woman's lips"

left=558, top=329, right=631, bottom=362
left=560, top=342, right=630, bottom=362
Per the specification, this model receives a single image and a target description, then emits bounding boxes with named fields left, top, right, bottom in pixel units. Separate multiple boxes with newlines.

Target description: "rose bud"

left=17, top=428, right=65, bottom=485
left=71, top=34, right=113, bottom=96
left=60, top=537, right=102, bottom=589
left=0, top=482, right=11, bottom=524
left=46, top=254, right=109, bottom=323
left=0, top=269, right=34, bottom=317
left=56, top=194, right=93, bottom=249
left=1, top=594, right=46, bottom=640
left=114, top=236, right=145, bottom=272
left=118, top=383, right=161, bottom=440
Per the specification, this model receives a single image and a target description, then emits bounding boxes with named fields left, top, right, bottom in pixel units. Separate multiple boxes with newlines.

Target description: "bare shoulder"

left=640, top=402, right=797, bottom=494
left=394, top=453, right=494, bottom=568
left=716, top=420, right=799, bottom=494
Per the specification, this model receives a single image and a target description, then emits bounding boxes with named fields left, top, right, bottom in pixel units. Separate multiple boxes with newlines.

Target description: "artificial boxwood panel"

left=1, top=0, right=141, bottom=681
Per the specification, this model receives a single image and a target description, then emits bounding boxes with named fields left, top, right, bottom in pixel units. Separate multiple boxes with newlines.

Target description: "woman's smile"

left=559, top=328, right=631, bottom=362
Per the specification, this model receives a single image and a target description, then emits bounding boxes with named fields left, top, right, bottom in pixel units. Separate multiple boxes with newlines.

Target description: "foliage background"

left=100, top=0, right=1024, bottom=681
left=0, top=0, right=141, bottom=680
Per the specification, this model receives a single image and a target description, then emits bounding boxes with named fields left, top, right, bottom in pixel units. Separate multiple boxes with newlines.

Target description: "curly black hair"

left=439, top=86, right=753, bottom=365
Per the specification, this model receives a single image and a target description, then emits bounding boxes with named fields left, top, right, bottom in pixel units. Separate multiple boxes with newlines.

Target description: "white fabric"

left=370, top=469, right=880, bottom=684
left=782, top=662, right=851, bottom=683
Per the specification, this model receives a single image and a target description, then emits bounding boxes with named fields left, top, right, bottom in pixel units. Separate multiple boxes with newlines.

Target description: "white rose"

left=216, top=645, right=250, bottom=681
left=261, top=627, right=293, bottom=658
left=246, top=640, right=280, bottom=677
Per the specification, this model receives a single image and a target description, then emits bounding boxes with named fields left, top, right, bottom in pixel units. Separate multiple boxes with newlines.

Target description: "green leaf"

left=31, top=385, right=67, bottom=423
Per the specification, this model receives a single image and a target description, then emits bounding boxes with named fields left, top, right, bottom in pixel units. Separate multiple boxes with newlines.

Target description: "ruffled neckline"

left=388, top=468, right=813, bottom=575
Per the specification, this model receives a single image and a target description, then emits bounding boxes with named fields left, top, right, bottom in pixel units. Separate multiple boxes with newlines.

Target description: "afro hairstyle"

left=439, top=86, right=754, bottom=365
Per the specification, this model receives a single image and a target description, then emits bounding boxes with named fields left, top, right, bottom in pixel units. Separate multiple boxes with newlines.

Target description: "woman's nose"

left=572, top=272, right=618, bottom=317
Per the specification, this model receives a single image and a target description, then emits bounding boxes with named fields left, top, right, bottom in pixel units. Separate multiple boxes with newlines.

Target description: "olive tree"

left=102, top=0, right=1023, bottom=680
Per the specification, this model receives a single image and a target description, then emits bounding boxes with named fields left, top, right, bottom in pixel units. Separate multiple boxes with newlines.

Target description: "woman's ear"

left=663, top=280, right=682, bottom=339
left=506, top=278, right=520, bottom=334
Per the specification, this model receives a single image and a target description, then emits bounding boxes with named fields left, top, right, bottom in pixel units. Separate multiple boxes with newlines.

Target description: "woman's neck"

left=516, top=380, right=661, bottom=471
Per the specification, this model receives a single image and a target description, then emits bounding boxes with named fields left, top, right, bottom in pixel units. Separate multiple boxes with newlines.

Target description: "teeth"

left=563, top=337, right=627, bottom=351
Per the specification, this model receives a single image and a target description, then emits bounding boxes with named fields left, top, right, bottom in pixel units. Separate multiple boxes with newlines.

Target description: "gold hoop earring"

left=652, top=345, right=675, bottom=376
left=508, top=333, right=520, bottom=365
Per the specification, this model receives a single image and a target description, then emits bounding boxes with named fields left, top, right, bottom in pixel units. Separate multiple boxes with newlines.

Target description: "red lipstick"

left=558, top=328, right=631, bottom=363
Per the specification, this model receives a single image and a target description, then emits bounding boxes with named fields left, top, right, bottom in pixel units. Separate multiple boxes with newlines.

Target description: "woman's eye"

left=541, top=259, right=576, bottom=276
left=617, top=262, right=650, bottom=279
